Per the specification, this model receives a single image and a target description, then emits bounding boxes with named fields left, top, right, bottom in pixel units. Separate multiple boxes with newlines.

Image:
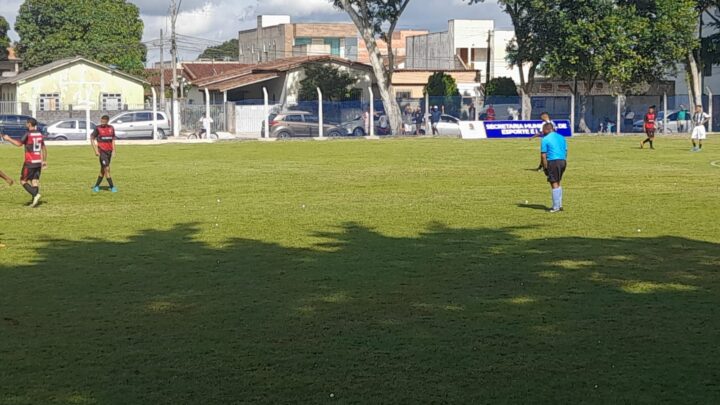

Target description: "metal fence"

left=180, top=103, right=228, bottom=134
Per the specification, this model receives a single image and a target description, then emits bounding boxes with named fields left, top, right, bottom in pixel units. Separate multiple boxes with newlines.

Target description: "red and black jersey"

left=644, top=113, right=656, bottom=129
left=92, top=124, right=116, bottom=152
left=21, top=131, right=44, bottom=168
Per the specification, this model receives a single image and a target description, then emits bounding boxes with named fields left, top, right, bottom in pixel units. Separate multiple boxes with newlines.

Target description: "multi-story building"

left=405, top=20, right=519, bottom=84
left=238, top=15, right=426, bottom=66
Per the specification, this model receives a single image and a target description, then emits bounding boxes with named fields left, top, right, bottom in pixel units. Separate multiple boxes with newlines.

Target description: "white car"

left=434, top=114, right=462, bottom=136
left=633, top=111, right=684, bottom=133
left=46, top=119, right=97, bottom=141
left=109, top=111, right=171, bottom=139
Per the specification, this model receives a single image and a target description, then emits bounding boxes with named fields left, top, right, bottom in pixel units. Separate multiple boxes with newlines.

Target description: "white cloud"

left=0, top=0, right=510, bottom=62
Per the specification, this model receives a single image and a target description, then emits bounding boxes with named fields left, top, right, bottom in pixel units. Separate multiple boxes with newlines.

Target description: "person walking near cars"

left=468, top=104, right=477, bottom=121
left=431, top=106, right=441, bottom=135
left=677, top=105, right=688, bottom=133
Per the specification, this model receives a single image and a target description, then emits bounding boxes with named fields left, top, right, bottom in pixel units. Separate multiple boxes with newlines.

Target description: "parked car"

left=435, top=114, right=462, bottom=136
left=108, top=111, right=171, bottom=139
left=0, top=115, right=48, bottom=139
left=262, top=111, right=348, bottom=138
left=340, top=115, right=367, bottom=136
left=45, top=119, right=97, bottom=141
left=632, top=111, right=681, bottom=133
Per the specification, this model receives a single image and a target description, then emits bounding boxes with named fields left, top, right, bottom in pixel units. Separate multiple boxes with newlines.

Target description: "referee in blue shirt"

left=540, top=123, right=568, bottom=213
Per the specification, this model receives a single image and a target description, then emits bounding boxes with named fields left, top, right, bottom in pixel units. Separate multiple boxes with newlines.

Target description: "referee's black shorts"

left=545, top=159, right=567, bottom=184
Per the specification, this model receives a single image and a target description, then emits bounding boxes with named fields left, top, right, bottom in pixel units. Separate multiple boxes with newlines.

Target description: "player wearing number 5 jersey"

left=91, top=115, right=117, bottom=192
left=2, top=118, right=47, bottom=207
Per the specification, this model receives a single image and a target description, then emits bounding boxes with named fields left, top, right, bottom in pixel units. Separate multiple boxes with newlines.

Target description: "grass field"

left=0, top=136, right=719, bottom=404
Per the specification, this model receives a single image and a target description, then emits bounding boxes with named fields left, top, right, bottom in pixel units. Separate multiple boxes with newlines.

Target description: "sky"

left=0, top=0, right=510, bottom=64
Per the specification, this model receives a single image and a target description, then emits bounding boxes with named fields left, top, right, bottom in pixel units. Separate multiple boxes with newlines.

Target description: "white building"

left=405, top=20, right=519, bottom=84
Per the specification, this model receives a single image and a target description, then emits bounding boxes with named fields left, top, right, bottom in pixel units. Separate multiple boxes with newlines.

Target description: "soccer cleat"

left=31, top=194, right=41, bottom=208
left=92, top=186, right=100, bottom=193
left=110, top=187, right=118, bottom=193
left=640, top=142, right=644, bottom=149
left=548, top=207, right=562, bottom=213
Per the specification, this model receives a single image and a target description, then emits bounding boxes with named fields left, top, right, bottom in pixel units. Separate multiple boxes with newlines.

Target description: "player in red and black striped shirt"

left=90, top=115, right=117, bottom=192
left=641, top=106, right=656, bottom=149
left=2, top=118, right=47, bottom=207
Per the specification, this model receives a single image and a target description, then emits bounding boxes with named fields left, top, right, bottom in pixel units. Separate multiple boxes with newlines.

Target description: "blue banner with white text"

left=484, top=120, right=573, bottom=138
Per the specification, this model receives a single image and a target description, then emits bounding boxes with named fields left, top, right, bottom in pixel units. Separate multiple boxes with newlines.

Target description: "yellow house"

left=0, top=56, right=146, bottom=113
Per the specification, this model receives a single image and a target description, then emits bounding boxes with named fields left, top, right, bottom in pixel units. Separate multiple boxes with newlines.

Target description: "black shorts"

left=99, top=151, right=113, bottom=168
left=545, top=160, right=567, bottom=184
left=21, top=165, right=41, bottom=181
left=645, top=128, right=655, bottom=137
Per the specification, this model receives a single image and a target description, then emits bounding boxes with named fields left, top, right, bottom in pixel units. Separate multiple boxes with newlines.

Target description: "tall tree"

left=468, top=0, right=559, bottom=119
left=425, top=72, right=461, bottom=116
left=332, top=0, right=410, bottom=134
left=485, top=77, right=519, bottom=97
left=199, top=39, right=239, bottom=61
left=622, top=0, right=702, bottom=106
left=0, top=16, right=10, bottom=60
left=15, top=0, right=146, bottom=75
left=687, top=0, right=718, bottom=107
left=544, top=0, right=696, bottom=132
left=298, top=64, right=358, bottom=101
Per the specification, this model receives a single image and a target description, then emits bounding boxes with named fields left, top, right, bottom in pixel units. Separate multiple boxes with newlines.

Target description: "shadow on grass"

left=517, top=203, right=549, bottom=211
left=1, top=223, right=719, bottom=404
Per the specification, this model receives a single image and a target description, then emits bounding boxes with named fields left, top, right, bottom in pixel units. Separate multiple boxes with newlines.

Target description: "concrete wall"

left=406, top=32, right=454, bottom=70
left=16, top=62, right=145, bottom=111
left=239, top=24, right=291, bottom=64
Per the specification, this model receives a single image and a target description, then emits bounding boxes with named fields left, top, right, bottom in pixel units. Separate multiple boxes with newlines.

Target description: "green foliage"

left=0, top=16, right=9, bottom=60
left=198, top=39, right=239, bottom=60
left=333, top=0, right=409, bottom=40
left=485, top=77, right=519, bottom=97
left=424, top=72, right=461, bottom=116
left=15, top=0, right=146, bottom=75
left=298, top=64, right=358, bottom=101
left=425, top=72, right=460, bottom=97
left=544, top=0, right=697, bottom=92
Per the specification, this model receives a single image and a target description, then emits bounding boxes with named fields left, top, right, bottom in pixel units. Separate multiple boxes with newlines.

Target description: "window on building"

left=324, top=38, right=341, bottom=56
left=396, top=91, right=412, bottom=100
left=101, top=93, right=123, bottom=111
left=539, top=83, right=554, bottom=93
left=295, top=37, right=312, bottom=47
left=38, top=93, right=60, bottom=111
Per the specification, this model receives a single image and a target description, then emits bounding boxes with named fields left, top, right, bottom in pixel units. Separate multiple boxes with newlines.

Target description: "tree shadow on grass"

left=1, top=223, right=719, bottom=404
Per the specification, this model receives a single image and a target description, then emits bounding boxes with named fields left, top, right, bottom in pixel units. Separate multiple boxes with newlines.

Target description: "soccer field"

left=1, top=137, right=719, bottom=404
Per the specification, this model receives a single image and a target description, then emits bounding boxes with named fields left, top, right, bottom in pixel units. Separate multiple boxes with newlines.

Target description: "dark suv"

left=0, top=115, right=48, bottom=139
left=261, top=111, right=347, bottom=138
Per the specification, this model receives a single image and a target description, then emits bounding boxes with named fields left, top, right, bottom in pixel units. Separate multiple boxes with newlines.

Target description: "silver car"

left=45, top=119, right=97, bottom=141
left=109, top=111, right=171, bottom=139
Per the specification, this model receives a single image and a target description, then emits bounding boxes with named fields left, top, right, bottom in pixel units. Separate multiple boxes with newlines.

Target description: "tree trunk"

left=520, top=86, right=532, bottom=120
left=366, top=38, right=402, bottom=134
left=578, top=94, right=591, bottom=133
left=687, top=51, right=703, bottom=107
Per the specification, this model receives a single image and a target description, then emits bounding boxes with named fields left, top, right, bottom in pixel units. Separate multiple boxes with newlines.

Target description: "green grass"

left=0, top=136, right=719, bottom=404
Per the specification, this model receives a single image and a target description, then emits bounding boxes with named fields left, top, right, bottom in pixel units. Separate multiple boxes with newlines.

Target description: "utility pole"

left=170, top=0, right=181, bottom=136
left=160, top=29, right=166, bottom=108
left=485, top=29, right=493, bottom=86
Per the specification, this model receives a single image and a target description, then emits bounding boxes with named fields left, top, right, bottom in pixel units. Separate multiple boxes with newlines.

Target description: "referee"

left=540, top=122, right=568, bottom=213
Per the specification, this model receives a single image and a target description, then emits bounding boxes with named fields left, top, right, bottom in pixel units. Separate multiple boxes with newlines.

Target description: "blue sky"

left=0, top=0, right=511, bottom=62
